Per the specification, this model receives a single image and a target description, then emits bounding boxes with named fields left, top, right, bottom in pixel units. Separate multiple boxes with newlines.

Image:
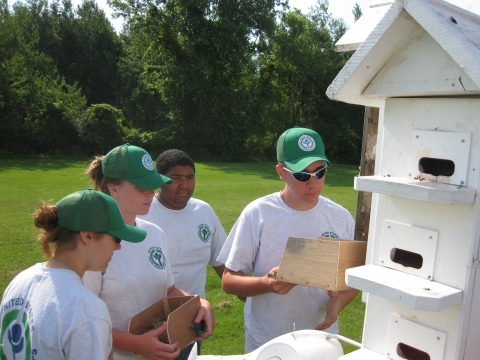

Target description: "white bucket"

left=252, top=330, right=344, bottom=360
left=193, top=330, right=345, bottom=360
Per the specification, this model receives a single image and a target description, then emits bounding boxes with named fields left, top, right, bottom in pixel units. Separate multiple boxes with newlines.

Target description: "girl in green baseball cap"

left=0, top=189, right=146, bottom=360
left=84, top=144, right=214, bottom=360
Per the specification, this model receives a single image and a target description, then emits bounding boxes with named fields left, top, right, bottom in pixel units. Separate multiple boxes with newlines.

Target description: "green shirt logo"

left=198, top=224, right=211, bottom=242
left=1, top=306, right=33, bottom=360
left=321, top=231, right=339, bottom=239
left=148, top=247, right=167, bottom=269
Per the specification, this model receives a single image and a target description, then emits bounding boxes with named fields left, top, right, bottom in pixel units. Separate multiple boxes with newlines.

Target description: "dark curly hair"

left=156, top=149, right=195, bottom=175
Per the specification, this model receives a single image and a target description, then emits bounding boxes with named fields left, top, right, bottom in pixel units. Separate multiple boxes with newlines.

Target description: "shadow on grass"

left=0, top=157, right=91, bottom=172
left=0, top=157, right=360, bottom=188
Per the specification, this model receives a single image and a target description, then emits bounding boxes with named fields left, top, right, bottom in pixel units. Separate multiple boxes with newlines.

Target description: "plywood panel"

left=276, top=237, right=367, bottom=291
left=128, top=295, right=201, bottom=354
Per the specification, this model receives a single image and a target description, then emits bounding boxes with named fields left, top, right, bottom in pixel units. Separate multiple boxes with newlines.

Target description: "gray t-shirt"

left=217, top=192, right=355, bottom=352
left=139, top=197, right=226, bottom=298
left=1, top=263, right=112, bottom=359
left=83, top=218, right=174, bottom=360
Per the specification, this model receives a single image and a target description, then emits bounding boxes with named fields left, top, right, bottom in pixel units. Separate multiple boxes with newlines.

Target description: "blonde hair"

left=85, top=156, right=123, bottom=194
left=33, top=203, right=79, bottom=258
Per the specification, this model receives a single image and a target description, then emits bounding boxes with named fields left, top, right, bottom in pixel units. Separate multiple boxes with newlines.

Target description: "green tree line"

left=0, top=0, right=364, bottom=163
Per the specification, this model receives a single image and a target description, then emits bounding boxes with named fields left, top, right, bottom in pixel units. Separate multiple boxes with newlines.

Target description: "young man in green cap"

left=217, top=127, right=358, bottom=352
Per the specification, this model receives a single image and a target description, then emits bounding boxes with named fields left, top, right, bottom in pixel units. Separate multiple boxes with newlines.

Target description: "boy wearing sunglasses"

left=217, top=127, right=358, bottom=353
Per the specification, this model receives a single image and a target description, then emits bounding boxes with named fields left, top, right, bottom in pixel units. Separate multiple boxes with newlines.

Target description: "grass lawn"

left=0, top=157, right=364, bottom=355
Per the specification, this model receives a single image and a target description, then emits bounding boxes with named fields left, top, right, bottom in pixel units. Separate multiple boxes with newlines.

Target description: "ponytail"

left=33, top=203, right=78, bottom=258
left=86, top=156, right=123, bottom=194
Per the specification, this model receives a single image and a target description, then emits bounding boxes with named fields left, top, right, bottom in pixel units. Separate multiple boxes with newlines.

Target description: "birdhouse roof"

left=327, top=0, right=480, bottom=106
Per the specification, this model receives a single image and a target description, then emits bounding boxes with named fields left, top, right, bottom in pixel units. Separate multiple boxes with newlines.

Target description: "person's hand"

left=315, top=289, right=359, bottom=331
left=192, top=299, right=215, bottom=341
left=136, top=322, right=180, bottom=360
left=265, top=266, right=296, bottom=294
left=315, top=290, right=342, bottom=330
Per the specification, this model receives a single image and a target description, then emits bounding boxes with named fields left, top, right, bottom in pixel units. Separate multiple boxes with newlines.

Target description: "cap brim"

left=127, top=172, right=173, bottom=191
left=284, top=155, right=331, bottom=172
left=108, top=224, right=146, bottom=243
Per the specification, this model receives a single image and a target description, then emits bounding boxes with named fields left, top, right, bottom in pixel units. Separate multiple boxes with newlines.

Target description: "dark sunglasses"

left=283, top=165, right=328, bottom=183
left=113, top=237, right=122, bottom=244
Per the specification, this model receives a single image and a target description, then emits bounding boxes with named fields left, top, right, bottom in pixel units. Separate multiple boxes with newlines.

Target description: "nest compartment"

left=144, top=315, right=169, bottom=344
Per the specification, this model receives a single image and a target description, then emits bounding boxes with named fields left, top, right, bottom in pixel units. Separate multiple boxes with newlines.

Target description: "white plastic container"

left=252, top=330, right=344, bottom=360
left=192, top=330, right=344, bottom=360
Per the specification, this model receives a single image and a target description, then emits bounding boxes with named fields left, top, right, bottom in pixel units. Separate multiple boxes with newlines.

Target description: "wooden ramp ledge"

left=346, top=265, right=462, bottom=311
left=354, top=176, right=476, bottom=204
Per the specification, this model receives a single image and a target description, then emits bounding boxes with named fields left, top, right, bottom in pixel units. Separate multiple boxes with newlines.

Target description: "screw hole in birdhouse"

left=418, top=157, right=455, bottom=177
left=390, top=248, right=423, bottom=269
left=396, top=342, right=431, bottom=360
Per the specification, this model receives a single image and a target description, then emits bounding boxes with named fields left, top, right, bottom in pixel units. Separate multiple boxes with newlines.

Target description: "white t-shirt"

left=0, top=263, right=112, bottom=360
left=83, top=218, right=174, bottom=360
left=217, top=192, right=355, bottom=352
left=139, top=196, right=226, bottom=298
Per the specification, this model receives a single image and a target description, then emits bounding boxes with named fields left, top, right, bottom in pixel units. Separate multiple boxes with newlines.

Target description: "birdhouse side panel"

left=370, top=196, right=475, bottom=289
left=380, top=98, right=480, bottom=189
left=463, top=265, right=480, bottom=359
left=362, top=294, right=463, bottom=359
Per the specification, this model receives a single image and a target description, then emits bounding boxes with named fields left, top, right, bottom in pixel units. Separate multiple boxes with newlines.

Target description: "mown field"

left=0, top=157, right=364, bottom=355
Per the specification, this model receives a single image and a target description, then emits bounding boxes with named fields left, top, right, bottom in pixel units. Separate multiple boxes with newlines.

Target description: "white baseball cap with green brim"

left=276, top=127, right=331, bottom=172
left=56, top=189, right=146, bottom=243
left=102, top=144, right=173, bottom=190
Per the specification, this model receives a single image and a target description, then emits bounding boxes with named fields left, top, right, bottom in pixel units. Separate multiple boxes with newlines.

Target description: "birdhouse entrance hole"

left=396, top=343, right=430, bottom=360
left=387, top=314, right=446, bottom=360
left=390, top=248, right=423, bottom=269
left=381, top=221, right=438, bottom=280
left=418, top=157, right=454, bottom=177
left=409, top=130, right=471, bottom=186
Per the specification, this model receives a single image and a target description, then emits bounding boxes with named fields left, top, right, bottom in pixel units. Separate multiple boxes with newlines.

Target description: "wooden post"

left=354, top=107, right=379, bottom=241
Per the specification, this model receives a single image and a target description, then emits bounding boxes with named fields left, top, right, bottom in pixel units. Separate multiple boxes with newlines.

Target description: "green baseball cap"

left=102, top=144, right=173, bottom=190
left=277, top=127, right=331, bottom=172
left=56, top=189, right=146, bottom=243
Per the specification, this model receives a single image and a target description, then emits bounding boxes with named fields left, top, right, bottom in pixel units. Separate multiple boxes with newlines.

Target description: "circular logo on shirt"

left=321, top=231, right=339, bottom=239
left=298, top=135, right=316, bottom=151
left=148, top=247, right=166, bottom=269
left=142, top=154, right=154, bottom=170
left=1, top=307, right=34, bottom=359
left=197, top=224, right=211, bottom=242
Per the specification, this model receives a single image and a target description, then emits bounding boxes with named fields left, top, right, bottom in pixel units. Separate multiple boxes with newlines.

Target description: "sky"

left=88, top=0, right=373, bottom=33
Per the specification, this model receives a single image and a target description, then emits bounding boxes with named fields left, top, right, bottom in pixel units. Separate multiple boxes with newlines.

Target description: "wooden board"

left=128, top=295, right=201, bottom=355
left=166, top=296, right=202, bottom=349
left=355, top=106, right=379, bottom=241
left=276, top=237, right=367, bottom=291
